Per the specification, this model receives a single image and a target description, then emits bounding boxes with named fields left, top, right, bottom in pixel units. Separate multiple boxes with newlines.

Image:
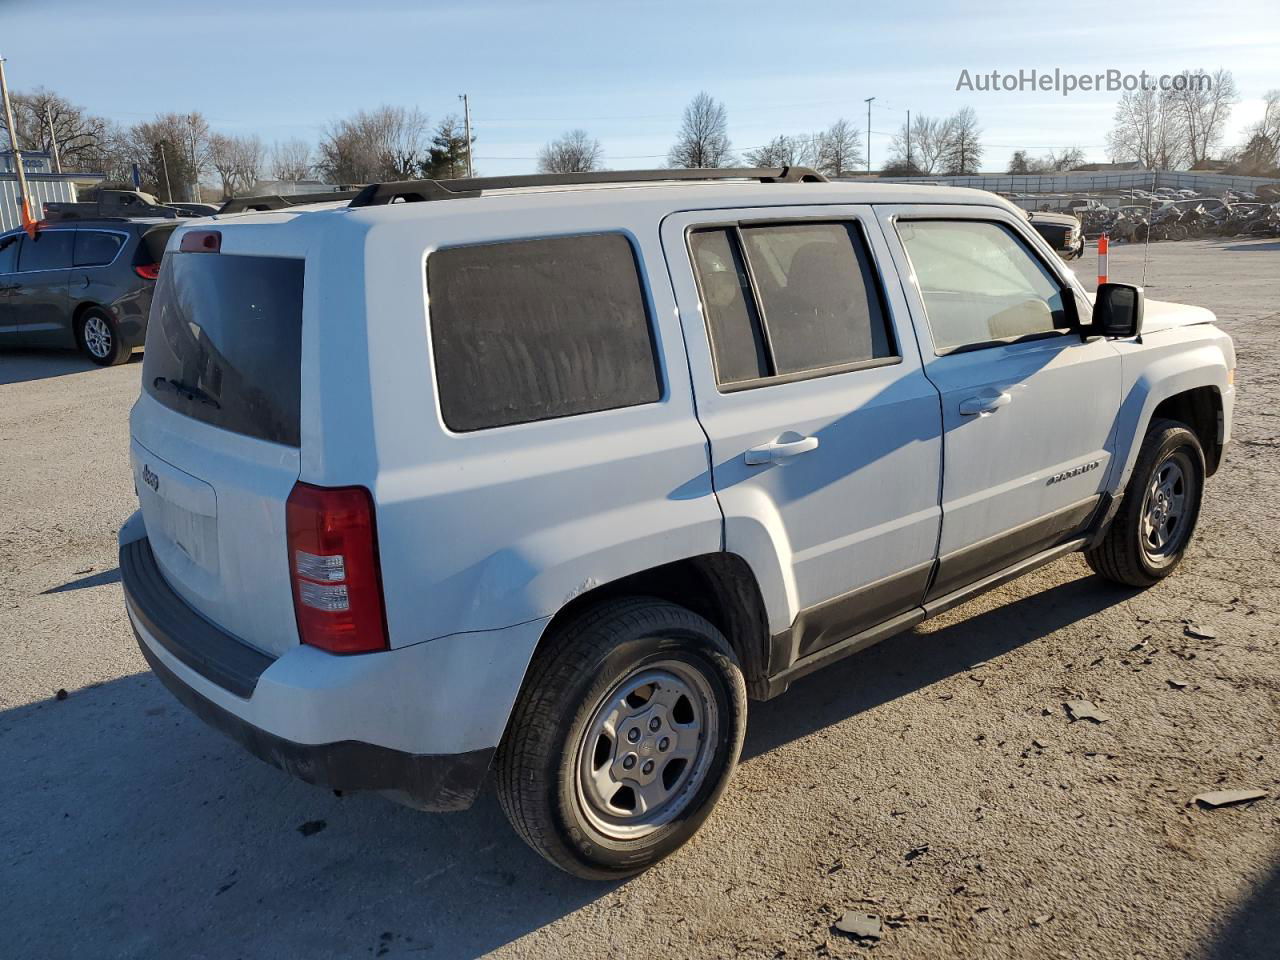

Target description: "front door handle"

left=959, top=392, right=1012, bottom=417
left=745, top=435, right=819, bottom=465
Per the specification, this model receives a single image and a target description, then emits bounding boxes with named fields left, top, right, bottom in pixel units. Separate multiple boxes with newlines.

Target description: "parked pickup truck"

left=1028, top=209, right=1085, bottom=259
left=44, top=189, right=178, bottom=221
left=119, top=169, right=1235, bottom=879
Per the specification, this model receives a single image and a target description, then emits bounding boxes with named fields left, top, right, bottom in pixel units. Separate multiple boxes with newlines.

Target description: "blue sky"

left=3, top=0, right=1277, bottom=175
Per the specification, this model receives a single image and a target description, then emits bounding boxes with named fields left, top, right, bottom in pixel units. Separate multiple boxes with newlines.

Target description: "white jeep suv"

left=120, top=168, right=1235, bottom=878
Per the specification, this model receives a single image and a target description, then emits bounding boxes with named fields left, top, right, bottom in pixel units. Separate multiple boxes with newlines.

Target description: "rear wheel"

left=1085, top=418, right=1205, bottom=587
left=496, top=598, right=747, bottom=879
left=77, top=307, right=130, bottom=366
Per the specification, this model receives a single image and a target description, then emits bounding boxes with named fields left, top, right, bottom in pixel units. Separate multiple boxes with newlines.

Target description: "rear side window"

left=690, top=221, right=896, bottom=388
left=18, top=230, right=74, bottom=271
left=427, top=233, right=662, bottom=432
left=143, top=253, right=305, bottom=446
left=73, top=230, right=125, bottom=267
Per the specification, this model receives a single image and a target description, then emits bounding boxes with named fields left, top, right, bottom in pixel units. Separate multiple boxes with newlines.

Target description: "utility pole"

left=159, top=139, right=174, bottom=202
left=187, top=113, right=200, bottom=202
left=458, top=93, right=473, bottom=178
left=45, top=104, right=62, bottom=173
left=864, top=97, right=875, bottom=174
left=0, top=55, right=38, bottom=233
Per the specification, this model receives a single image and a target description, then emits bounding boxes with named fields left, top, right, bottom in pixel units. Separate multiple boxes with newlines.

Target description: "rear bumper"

left=136, top=637, right=494, bottom=810
left=120, top=522, right=546, bottom=810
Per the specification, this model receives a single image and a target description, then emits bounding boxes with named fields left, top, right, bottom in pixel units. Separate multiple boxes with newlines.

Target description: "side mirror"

left=1093, top=282, right=1144, bottom=338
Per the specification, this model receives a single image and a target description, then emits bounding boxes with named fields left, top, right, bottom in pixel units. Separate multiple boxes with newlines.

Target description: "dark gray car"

left=0, top=219, right=177, bottom=365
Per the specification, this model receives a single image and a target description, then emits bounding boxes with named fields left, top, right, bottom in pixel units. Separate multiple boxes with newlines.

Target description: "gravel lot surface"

left=1, top=238, right=1277, bottom=959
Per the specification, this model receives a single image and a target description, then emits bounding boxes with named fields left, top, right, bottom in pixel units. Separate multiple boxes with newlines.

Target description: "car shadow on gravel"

left=1201, top=856, right=1280, bottom=960
left=0, top=672, right=611, bottom=960
left=0, top=348, right=141, bottom=385
left=742, top=572, right=1141, bottom=760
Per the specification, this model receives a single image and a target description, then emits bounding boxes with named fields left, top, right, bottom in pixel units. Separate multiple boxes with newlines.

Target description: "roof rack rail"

left=347, top=167, right=827, bottom=207
left=218, top=190, right=361, bottom=215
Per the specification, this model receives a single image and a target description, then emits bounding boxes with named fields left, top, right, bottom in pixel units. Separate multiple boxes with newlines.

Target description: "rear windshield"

left=137, top=224, right=178, bottom=266
left=143, top=253, right=304, bottom=446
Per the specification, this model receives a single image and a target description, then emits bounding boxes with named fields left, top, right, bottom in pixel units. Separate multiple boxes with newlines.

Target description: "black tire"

left=1085, top=418, right=1205, bottom=587
left=495, top=598, right=747, bottom=879
left=77, top=307, right=130, bottom=366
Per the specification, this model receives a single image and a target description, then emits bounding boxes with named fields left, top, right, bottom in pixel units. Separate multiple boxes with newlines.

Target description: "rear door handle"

left=959, top=392, right=1012, bottom=417
left=745, top=435, right=819, bottom=465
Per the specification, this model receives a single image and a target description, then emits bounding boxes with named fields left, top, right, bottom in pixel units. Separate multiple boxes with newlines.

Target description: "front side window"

left=690, top=220, right=896, bottom=388
left=897, top=219, right=1070, bottom=352
left=0, top=233, right=19, bottom=273
left=73, top=230, right=126, bottom=267
left=428, top=233, right=662, bottom=432
left=17, top=230, right=74, bottom=272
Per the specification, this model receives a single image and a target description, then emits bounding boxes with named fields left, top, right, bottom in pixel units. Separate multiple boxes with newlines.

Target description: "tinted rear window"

left=73, top=230, right=126, bottom=267
left=143, top=253, right=304, bottom=446
left=138, top=225, right=177, bottom=266
left=427, top=233, right=661, bottom=432
left=18, top=230, right=74, bottom=271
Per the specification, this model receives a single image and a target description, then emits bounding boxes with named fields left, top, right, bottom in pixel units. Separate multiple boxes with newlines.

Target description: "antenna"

left=1141, top=170, right=1155, bottom=286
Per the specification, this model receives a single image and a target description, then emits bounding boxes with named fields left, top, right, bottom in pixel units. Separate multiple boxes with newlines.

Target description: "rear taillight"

left=134, top=263, right=160, bottom=280
left=286, top=482, right=388, bottom=654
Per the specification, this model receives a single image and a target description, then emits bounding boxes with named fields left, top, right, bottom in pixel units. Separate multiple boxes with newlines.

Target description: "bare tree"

left=1107, top=86, right=1185, bottom=169
left=815, top=118, right=862, bottom=177
left=1012, top=146, right=1086, bottom=174
left=316, top=105, right=430, bottom=184
left=887, top=114, right=952, bottom=174
left=209, top=133, right=265, bottom=198
left=271, top=138, right=313, bottom=181
left=941, top=107, right=983, bottom=174
left=124, top=112, right=211, bottom=200
left=537, top=129, right=603, bottom=174
left=1168, top=68, right=1238, bottom=166
left=1254, top=89, right=1280, bottom=146
left=668, top=92, right=734, bottom=168
left=1, top=87, right=112, bottom=172
left=1231, top=88, right=1280, bottom=173
left=744, top=134, right=816, bottom=168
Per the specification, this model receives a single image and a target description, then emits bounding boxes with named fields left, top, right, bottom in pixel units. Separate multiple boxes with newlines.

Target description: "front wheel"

left=77, top=307, right=130, bottom=366
left=495, top=598, right=747, bottom=879
left=1085, top=418, right=1205, bottom=587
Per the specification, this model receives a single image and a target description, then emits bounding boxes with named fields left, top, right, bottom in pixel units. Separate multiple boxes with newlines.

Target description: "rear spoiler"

left=218, top=191, right=360, bottom=215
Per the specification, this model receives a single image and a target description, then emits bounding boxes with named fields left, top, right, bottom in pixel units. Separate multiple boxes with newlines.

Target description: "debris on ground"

left=74, top=566, right=94, bottom=575
left=296, top=819, right=327, bottom=836
left=1184, top=623, right=1217, bottom=640
left=1167, top=679, right=1190, bottom=689
left=1065, top=700, right=1111, bottom=723
left=905, top=844, right=929, bottom=861
left=834, top=911, right=882, bottom=941
left=54, top=689, right=67, bottom=701
left=1030, top=914, right=1054, bottom=927
left=1192, top=789, right=1267, bottom=808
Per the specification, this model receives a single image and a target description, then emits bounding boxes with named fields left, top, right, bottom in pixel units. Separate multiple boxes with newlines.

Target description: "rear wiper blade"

left=153, top=377, right=221, bottom=409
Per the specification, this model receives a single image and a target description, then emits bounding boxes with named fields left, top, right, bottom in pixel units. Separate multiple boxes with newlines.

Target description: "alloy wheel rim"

left=84, top=316, right=112, bottom=358
left=1140, top=450, right=1194, bottom=559
left=575, top=659, right=718, bottom=839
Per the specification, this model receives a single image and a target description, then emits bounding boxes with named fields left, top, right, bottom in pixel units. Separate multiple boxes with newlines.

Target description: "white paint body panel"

left=661, top=205, right=942, bottom=635
left=123, top=179, right=1235, bottom=757
left=876, top=204, right=1122, bottom=559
